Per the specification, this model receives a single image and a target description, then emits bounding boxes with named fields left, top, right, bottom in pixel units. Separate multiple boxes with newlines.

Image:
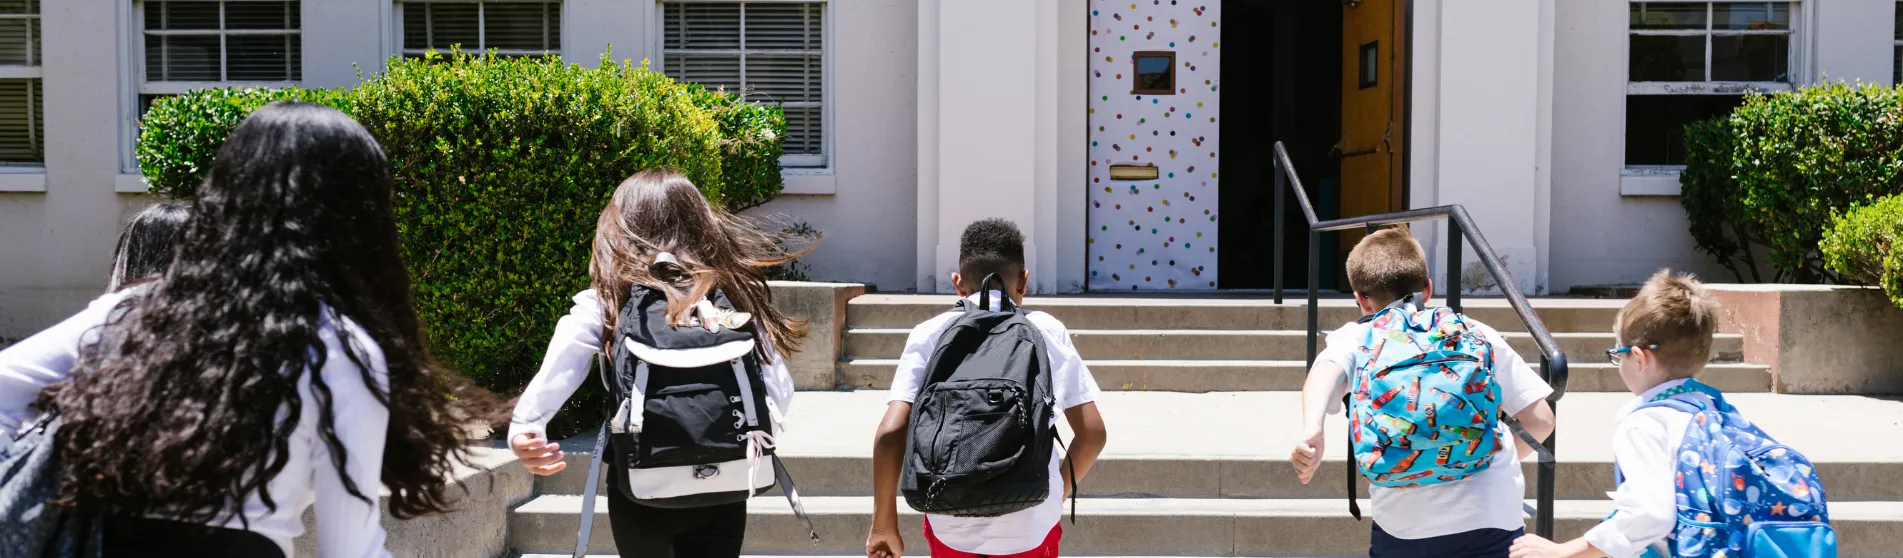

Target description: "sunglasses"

left=1606, top=343, right=1659, bottom=366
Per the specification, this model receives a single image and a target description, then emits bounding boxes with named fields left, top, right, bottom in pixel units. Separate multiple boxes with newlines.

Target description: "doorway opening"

left=1218, top=0, right=1340, bottom=290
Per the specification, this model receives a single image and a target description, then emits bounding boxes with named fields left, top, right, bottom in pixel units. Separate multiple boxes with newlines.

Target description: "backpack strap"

left=574, top=423, right=607, bottom=558
left=772, top=454, right=822, bottom=543
left=1343, top=391, right=1362, bottom=521
left=1056, top=431, right=1078, bottom=525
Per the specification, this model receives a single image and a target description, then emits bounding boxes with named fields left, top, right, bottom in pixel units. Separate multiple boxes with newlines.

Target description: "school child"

left=1510, top=271, right=1836, bottom=558
left=1288, top=226, right=1556, bottom=557
left=867, top=218, right=1109, bottom=558
left=508, top=168, right=816, bottom=558
left=0, top=101, right=503, bottom=557
left=107, top=200, right=189, bottom=292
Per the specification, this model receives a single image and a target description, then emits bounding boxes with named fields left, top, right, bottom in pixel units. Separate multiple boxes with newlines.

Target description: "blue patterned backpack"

left=1344, top=297, right=1505, bottom=518
left=1623, top=380, right=1836, bottom=558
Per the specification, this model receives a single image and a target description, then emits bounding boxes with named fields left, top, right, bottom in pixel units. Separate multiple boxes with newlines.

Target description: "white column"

left=302, top=0, right=392, bottom=85
left=1430, top=1, right=1546, bottom=295
left=566, top=0, right=653, bottom=68
left=1810, top=0, right=1895, bottom=85
left=918, top=0, right=1061, bottom=293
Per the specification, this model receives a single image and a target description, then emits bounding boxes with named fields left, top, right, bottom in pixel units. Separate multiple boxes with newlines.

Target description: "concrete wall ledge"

left=1707, top=284, right=1903, bottom=395
left=294, top=445, right=531, bottom=558
left=768, top=281, right=871, bottom=390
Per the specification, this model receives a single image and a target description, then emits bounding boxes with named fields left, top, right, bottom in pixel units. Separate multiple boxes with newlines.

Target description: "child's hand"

left=511, top=432, right=568, bottom=476
left=866, top=527, right=904, bottom=558
left=1509, top=533, right=1584, bottom=558
left=1289, top=427, right=1325, bottom=484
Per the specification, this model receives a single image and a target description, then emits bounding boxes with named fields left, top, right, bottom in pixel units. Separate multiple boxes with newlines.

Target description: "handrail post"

left=1274, top=155, right=1286, bottom=305
left=1306, top=231, right=1320, bottom=371
left=1538, top=354, right=1559, bottom=538
left=1445, top=219, right=1463, bottom=312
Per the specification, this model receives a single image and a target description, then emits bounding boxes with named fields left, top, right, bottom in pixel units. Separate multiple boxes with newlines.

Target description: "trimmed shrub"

left=137, top=52, right=788, bottom=437
left=1822, top=195, right=1903, bottom=308
left=1680, top=118, right=1772, bottom=283
left=138, top=87, right=354, bottom=199
left=1724, top=82, right=1903, bottom=281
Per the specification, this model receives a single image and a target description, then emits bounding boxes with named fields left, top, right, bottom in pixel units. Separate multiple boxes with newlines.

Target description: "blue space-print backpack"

left=1343, top=296, right=1505, bottom=518
left=1624, top=380, right=1836, bottom=558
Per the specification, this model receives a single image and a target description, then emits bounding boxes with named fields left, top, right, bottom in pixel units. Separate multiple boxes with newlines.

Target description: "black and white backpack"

left=571, top=284, right=817, bottom=556
left=900, top=276, right=1075, bottom=519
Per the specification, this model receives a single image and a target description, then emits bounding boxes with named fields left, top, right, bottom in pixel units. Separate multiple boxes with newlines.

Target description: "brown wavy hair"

left=588, top=168, right=816, bottom=360
left=48, top=102, right=506, bottom=523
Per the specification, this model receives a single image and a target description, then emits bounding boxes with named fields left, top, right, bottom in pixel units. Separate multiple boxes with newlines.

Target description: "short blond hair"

left=1616, top=269, right=1719, bottom=376
left=1345, top=227, right=1430, bottom=304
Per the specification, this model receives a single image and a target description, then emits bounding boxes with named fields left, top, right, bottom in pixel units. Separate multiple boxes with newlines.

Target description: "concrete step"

left=535, top=392, right=1903, bottom=502
left=843, top=328, right=1746, bottom=365
left=509, top=495, right=1903, bottom=556
left=838, top=359, right=1771, bottom=393
left=846, top=294, right=1628, bottom=333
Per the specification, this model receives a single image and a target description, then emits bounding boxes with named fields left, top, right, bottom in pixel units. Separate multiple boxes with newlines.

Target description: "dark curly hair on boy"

left=958, top=218, right=1026, bottom=291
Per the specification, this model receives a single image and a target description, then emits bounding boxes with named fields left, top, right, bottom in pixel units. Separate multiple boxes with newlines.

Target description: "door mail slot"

left=1109, top=164, right=1160, bottom=180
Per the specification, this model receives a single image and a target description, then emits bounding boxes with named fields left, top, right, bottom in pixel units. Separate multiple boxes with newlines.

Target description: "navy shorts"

left=1370, top=522, right=1524, bottom=558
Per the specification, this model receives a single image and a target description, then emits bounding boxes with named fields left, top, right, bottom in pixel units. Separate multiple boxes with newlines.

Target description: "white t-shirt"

left=1583, top=379, right=1694, bottom=558
left=1316, top=316, right=1554, bottom=540
left=0, top=290, right=394, bottom=558
left=887, top=292, right=1101, bottom=555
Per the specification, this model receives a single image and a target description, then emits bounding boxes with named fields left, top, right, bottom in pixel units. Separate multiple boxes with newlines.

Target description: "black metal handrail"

left=1271, top=141, right=1570, bottom=537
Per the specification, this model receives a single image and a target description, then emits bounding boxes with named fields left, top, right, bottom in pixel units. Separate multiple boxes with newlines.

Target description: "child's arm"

left=509, top=290, right=608, bottom=476
left=1061, top=402, right=1108, bottom=497
left=1514, top=410, right=1679, bottom=558
left=1512, top=399, right=1557, bottom=460
left=868, top=402, right=912, bottom=558
left=1291, top=359, right=1348, bottom=484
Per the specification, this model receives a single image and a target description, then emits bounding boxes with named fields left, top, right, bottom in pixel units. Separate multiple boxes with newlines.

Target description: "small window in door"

left=1359, top=41, right=1379, bottom=89
left=1131, top=51, right=1175, bottom=95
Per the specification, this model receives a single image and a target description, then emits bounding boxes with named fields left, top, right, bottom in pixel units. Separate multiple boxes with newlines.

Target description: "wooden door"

left=1339, top=0, right=1406, bottom=257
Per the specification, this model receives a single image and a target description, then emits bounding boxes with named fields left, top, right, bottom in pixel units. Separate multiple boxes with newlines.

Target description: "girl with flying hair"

left=508, top=168, right=816, bottom=557
left=0, top=102, right=502, bottom=557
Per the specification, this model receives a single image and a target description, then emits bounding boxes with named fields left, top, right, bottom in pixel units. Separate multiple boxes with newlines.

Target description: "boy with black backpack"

left=1288, top=227, right=1556, bottom=557
left=1510, top=271, right=1836, bottom=558
left=867, top=218, right=1109, bottom=558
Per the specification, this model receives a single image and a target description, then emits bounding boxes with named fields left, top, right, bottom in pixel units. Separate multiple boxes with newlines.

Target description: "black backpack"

left=570, top=286, right=817, bottom=557
left=900, top=276, right=1075, bottom=518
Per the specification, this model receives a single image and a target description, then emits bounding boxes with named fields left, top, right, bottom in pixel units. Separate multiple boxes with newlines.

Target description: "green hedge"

left=1680, top=118, right=1773, bottom=282
left=1694, top=82, right=1903, bottom=281
left=1822, top=195, right=1903, bottom=308
left=138, top=52, right=787, bottom=437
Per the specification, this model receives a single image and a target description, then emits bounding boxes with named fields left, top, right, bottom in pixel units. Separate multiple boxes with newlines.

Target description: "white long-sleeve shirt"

left=0, top=290, right=393, bottom=558
left=1583, top=378, right=1695, bottom=558
left=507, top=290, right=795, bottom=443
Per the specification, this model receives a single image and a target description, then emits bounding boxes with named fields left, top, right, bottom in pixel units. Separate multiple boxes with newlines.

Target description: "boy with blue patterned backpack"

left=1289, top=227, right=1557, bottom=557
left=1510, top=270, right=1835, bottom=558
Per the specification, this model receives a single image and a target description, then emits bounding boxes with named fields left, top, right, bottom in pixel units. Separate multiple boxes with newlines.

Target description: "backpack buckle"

left=987, top=390, right=1006, bottom=404
left=694, top=464, right=721, bottom=479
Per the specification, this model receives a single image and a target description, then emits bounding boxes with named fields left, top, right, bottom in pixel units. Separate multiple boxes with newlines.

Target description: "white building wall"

left=1547, top=0, right=1897, bottom=292
left=0, top=0, right=920, bottom=340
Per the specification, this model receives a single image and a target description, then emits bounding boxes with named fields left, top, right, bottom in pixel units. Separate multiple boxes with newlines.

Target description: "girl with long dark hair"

left=106, top=200, right=190, bottom=292
left=0, top=102, right=500, bottom=557
left=508, top=168, right=815, bottom=557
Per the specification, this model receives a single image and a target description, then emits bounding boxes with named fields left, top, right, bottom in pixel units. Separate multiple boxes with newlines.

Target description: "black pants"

left=1370, top=522, right=1523, bottom=558
left=103, top=516, right=284, bottom=558
left=606, top=464, right=748, bottom=558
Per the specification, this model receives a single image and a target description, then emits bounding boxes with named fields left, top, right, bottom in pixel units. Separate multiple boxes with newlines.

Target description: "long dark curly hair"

left=47, top=101, right=504, bottom=522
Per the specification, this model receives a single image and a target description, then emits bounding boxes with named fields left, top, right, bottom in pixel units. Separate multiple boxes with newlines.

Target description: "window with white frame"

left=140, top=1, right=302, bottom=112
left=399, top=1, right=562, bottom=58
left=662, top=1, right=825, bottom=167
left=0, top=0, right=42, bottom=166
left=1627, top=2, right=1795, bottom=167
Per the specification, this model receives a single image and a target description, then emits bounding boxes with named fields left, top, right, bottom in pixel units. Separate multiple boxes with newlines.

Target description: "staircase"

left=508, top=294, right=1903, bottom=557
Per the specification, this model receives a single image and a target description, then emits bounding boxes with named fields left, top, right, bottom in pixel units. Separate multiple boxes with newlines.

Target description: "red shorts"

left=922, top=519, right=1063, bottom=558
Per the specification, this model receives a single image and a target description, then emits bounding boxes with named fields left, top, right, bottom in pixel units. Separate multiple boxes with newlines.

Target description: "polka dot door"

left=1087, top=1, right=1220, bottom=291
